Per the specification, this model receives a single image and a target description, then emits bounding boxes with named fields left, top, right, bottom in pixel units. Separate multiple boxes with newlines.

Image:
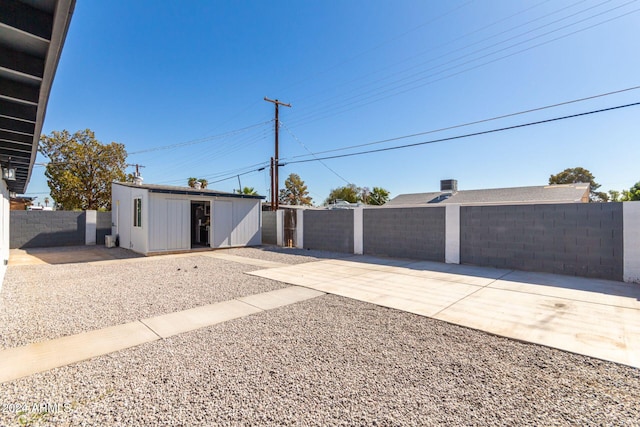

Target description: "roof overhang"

left=0, top=0, right=75, bottom=194
left=114, top=182, right=265, bottom=200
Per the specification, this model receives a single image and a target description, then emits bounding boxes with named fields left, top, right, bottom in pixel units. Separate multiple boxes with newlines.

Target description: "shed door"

left=212, top=201, right=233, bottom=248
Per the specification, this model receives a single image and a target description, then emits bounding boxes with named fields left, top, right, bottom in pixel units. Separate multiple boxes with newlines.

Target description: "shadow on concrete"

left=491, top=269, right=640, bottom=301
left=259, top=246, right=640, bottom=301
left=9, top=246, right=144, bottom=266
left=252, top=245, right=354, bottom=261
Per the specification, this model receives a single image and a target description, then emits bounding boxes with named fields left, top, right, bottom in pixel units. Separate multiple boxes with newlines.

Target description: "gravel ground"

left=1, top=247, right=639, bottom=425
left=0, top=249, right=307, bottom=349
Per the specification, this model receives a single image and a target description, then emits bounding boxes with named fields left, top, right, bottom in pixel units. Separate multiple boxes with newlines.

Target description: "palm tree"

left=241, top=186, right=257, bottom=195
left=188, top=178, right=208, bottom=189
left=44, top=197, right=50, bottom=207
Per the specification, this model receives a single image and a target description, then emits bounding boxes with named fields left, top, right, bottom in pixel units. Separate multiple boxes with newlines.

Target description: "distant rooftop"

left=386, top=182, right=590, bottom=206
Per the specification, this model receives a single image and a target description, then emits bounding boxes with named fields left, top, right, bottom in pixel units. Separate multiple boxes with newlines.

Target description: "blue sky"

left=30, top=0, right=640, bottom=205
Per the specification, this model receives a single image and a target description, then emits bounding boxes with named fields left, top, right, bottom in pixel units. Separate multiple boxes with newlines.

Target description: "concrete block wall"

left=96, top=212, right=112, bottom=245
left=10, top=210, right=111, bottom=249
left=10, top=211, right=86, bottom=248
left=363, top=207, right=446, bottom=261
left=303, top=209, right=354, bottom=253
left=266, top=202, right=640, bottom=283
left=261, top=211, right=277, bottom=245
left=459, top=203, right=624, bottom=281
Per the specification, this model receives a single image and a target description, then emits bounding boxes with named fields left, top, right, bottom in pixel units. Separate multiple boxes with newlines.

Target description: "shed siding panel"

left=213, top=201, right=233, bottom=248
left=232, top=199, right=261, bottom=246
left=149, top=197, right=189, bottom=251
left=167, top=199, right=189, bottom=250
left=148, top=197, right=165, bottom=251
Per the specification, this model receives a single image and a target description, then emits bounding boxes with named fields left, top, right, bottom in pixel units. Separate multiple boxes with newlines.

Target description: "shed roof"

left=386, top=183, right=590, bottom=206
left=114, top=182, right=265, bottom=200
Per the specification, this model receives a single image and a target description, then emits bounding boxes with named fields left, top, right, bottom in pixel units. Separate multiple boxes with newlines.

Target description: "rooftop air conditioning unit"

left=440, top=179, right=458, bottom=193
left=105, top=235, right=115, bottom=248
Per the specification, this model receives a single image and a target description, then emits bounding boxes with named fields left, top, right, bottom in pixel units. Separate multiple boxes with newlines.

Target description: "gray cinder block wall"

left=10, top=211, right=86, bottom=248
left=460, top=203, right=624, bottom=281
left=276, top=202, right=636, bottom=283
left=10, top=210, right=113, bottom=249
left=96, top=212, right=112, bottom=245
left=363, top=207, right=446, bottom=261
left=303, top=210, right=354, bottom=253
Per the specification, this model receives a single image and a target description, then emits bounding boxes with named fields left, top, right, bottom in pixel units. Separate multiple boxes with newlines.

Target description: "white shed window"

left=133, top=198, right=142, bottom=227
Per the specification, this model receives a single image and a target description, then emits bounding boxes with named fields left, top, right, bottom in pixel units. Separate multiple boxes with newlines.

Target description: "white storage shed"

left=112, top=182, right=264, bottom=255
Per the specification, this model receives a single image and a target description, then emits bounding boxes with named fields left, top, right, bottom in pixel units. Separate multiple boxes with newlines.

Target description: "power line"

left=156, top=160, right=270, bottom=185
left=275, top=0, right=475, bottom=95
left=196, top=100, right=639, bottom=186
left=127, top=120, right=272, bottom=155
left=283, top=101, right=640, bottom=165
left=282, top=85, right=640, bottom=161
left=280, top=122, right=350, bottom=184
left=287, top=1, right=639, bottom=128
left=288, top=0, right=580, bottom=119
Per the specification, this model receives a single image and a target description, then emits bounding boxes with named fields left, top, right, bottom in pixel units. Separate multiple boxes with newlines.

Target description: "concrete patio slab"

left=489, top=271, right=640, bottom=310
left=249, top=256, right=640, bottom=368
left=434, top=287, right=640, bottom=367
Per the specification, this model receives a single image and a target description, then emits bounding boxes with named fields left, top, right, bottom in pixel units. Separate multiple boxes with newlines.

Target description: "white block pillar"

left=445, top=204, right=460, bottom=264
left=354, top=208, right=363, bottom=255
left=295, top=209, right=304, bottom=249
left=623, top=201, right=640, bottom=284
left=276, top=209, right=284, bottom=247
left=85, top=210, right=97, bottom=245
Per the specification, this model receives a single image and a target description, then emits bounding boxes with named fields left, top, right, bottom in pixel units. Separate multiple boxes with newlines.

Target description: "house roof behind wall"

left=386, top=183, right=590, bottom=206
left=113, top=182, right=265, bottom=200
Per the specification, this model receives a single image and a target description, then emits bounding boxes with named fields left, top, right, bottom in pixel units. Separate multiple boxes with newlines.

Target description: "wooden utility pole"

left=264, top=97, right=291, bottom=210
left=126, top=163, right=145, bottom=177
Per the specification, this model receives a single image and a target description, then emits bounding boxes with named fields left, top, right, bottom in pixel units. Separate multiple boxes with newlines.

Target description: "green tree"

left=621, top=182, right=640, bottom=201
left=279, top=173, right=313, bottom=206
left=368, top=187, right=391, bottom=205
left=325, top=183, right=361, bottom=205
left=549, top=167, right=607, bottom=202
left=608, top=190, right=621, bottom=202
left=39, top=129, right=127, bottom=210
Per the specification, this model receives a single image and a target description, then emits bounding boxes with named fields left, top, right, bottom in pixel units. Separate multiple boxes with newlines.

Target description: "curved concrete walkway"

left=249, top=255, right=640, bottom=368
